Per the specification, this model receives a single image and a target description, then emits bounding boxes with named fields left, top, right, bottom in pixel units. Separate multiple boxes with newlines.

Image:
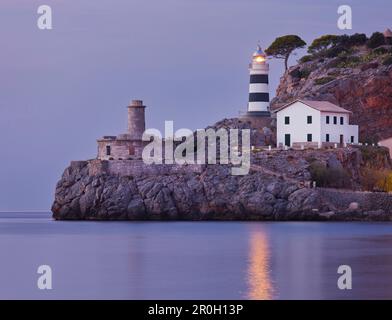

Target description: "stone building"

left=97, top=100, right=147, bottom=160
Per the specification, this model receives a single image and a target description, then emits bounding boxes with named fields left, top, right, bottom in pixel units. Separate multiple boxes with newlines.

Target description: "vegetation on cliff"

left=358, top=146, right=392, bottom=192
left=306, top=145, right=392, bottom=192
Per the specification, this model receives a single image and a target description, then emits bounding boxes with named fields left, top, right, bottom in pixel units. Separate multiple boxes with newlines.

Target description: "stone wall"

left=88, top=159, right=205, bottom=177
left=97, top=139, right=145, bottom=160
left=318, top=188, right=392, bottom=213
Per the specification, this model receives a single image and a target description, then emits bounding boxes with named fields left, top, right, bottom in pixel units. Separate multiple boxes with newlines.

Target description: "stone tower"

left=247, top=44, right=270, bottom=116
left=128, top=100, right=146, bottom=140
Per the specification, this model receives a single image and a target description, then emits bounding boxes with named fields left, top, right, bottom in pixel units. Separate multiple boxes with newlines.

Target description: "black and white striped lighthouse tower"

left=247, top=44, right=270, bottom=116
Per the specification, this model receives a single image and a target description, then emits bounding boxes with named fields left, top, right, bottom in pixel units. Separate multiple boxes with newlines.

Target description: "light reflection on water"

left=1, top=213, right=392, bottom=299
left=247, top=230, right=273, bottom=300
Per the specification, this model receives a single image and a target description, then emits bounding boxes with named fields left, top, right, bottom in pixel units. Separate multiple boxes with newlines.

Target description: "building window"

left=284, top=116, right=290, bottom=125
left=351, top=136, right=354, bottom=143
left=326, top=134, right=330, bottom=142
left=326, top=116, right=330, bottom=124
left=307, top=116, right=312, bottom=124
left=129, top=146, right=135, bottom=155
left=307, top=134, right=312, bottom=142
left=106, top=145, right=111, bottom=156
left=340, top=117, right=344, bottom=125
left=333, top=116, right=337, bottom=124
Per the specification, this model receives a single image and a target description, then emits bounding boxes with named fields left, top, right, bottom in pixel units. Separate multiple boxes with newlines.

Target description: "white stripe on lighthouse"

left=248, top=102, right=270, bottom=112
left=249, top=83, right=269, bottom=93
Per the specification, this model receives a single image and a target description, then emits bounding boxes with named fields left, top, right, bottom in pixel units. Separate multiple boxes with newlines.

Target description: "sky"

left=0, top=0, right=391, bottom=211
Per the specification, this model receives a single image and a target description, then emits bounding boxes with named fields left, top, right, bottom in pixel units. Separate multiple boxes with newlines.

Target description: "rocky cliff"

left=271, top=47, right=392, bottom=142
left=52, top=147, right=392, bottom=221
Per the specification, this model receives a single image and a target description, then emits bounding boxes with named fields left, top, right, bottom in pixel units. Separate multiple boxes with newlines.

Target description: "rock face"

left=52, top=148, right=392, bottom=221
left=52, top=159, right=316, bottom=220
left=271, top=53, right=392, bottom=142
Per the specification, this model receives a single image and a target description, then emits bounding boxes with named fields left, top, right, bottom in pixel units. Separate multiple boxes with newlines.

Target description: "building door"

left=285, top=134, right=291, bottom=147
left=340, top=134, right=344, bottom=147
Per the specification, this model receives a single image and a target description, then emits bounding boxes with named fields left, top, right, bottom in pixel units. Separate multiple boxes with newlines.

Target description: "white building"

left=275, top=100, right=359, bottom=148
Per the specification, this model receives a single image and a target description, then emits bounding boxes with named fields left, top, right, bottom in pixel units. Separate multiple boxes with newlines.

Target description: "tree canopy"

left=308, top=35, right=339, bottom=54
left=265, top=35, right=306, bottom=70
left=367, top=32, right=386, bottom=49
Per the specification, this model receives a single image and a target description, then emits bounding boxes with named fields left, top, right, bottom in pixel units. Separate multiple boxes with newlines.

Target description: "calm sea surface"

left=1, top=212, right=392, bottom=299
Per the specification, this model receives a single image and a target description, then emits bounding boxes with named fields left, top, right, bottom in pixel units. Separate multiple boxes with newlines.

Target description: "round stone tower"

left=127, top=100, right=146, bottom=140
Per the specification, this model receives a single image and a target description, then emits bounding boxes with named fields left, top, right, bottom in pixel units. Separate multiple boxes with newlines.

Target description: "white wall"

left=276, top=101, right=321, bottom=147
left=320, top=112, right=358, bottom=144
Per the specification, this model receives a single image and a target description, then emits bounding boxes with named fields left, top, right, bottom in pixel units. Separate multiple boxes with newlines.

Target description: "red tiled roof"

left=384, top=28, right=392, bottom=38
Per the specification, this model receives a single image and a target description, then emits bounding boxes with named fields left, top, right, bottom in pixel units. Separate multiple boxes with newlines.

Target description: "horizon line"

left=0, top=210, right=51, bottom=213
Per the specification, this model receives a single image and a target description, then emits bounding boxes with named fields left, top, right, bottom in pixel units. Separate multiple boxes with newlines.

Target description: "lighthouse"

left=247, top=44, right=270, bottom=116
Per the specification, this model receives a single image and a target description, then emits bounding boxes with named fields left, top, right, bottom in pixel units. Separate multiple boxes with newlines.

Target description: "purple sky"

left=1, top=0, right=391, bottom=211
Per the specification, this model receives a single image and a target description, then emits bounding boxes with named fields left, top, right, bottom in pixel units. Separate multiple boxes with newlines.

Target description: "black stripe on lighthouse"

left=249, top=93, right=269, bottom=102
left=250, top=74, right=269, bottom=84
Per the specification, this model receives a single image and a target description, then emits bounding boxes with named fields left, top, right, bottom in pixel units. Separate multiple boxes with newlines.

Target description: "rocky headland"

left=52, top=146, right=392, bottom=221
left=52, top=33, right=392, bottom=221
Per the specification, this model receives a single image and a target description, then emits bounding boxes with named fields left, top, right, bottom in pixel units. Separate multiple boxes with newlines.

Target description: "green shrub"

left=378, top=171, right=392, bottom=192
left=337, top=48, right=355, bottom=58
left=373, top=47, right=388, bottom=55
left=325, top=45, right=349, bottom=58
left=326, top=57, right=345, bottom=68
left=382, top=55, right=392, bottom=65
left=367, top=32, right=386, bottom=49
left=314, top=76, right=335, bottom=85
left=359, top=52, right=381, bottom=64
left=298, top=68, right=311, bottom=79
left=348, top=33, right=368, bottom=46
left=362, top=135, right=380, bottom=145
left=308, top=35, right=339, bottom=55
left=289, top=67, right=312, bottom=79
left=336, top=56, right=362, bottom=68
left=360, top=168, right=392, bottom=192
left=309, top=161, right=351, bottom=188
left=299, top=55, right=314, bottom=63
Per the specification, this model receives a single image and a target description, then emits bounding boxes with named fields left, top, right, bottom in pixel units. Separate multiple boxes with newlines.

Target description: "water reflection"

left=2, top=215, right=392, bottom=299
left=247, top=229, right=274, bottom=300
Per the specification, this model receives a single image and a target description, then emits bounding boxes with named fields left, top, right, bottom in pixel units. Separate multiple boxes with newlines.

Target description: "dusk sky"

left=1, top=0, right=391, bottom=211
